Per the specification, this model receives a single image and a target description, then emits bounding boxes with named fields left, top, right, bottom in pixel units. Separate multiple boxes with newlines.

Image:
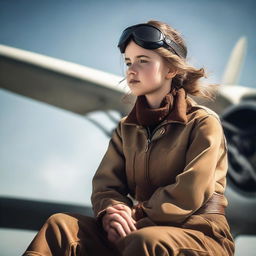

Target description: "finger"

left=106, top=206, right=122, bottom=215
left=104, top=213, right=132, bottom=235
left=106, top=207, right=137, bottom=230
left=105, top=208, right=137, bottom=233
left=103, top=212, right=119, bottom=228
left=103, top=212, right=117, bottom=225
left=110, top=221, right=126, bottom=238
left=116, top=210, right=137, bottom=231
left=108, top=213, right=133, bottom=234
left=112, top=204, right=127, bottom=211
left=106, top=205, right=131, bottom=215
left=111, top=204, right=132, bottom=216
left=103, top=214, right=118, bottom=234
left=113, top=204, right=136, bottom=224
left=119, top=212, right=137, bottom=231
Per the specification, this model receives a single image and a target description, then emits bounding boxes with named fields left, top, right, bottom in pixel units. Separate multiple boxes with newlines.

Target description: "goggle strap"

left=164, top=38, right=187, bottom=58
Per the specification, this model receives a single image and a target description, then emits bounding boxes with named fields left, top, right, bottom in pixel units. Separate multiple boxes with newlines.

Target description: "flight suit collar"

left=124, top=87, right=191, bottom=126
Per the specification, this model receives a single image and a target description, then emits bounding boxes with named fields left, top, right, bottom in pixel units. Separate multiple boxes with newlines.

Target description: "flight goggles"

left=118, top=23, right=187, bottom=59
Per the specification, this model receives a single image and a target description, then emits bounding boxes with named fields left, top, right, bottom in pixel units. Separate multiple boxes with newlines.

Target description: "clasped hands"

left=102, top=204, right=137, bottom=244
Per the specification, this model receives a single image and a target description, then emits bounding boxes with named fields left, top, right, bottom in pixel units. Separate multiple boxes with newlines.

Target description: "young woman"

left=24, top=20, right=235, bottom=256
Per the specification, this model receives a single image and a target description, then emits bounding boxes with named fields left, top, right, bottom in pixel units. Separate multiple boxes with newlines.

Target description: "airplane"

left=0, top=37, right=256, bottom=255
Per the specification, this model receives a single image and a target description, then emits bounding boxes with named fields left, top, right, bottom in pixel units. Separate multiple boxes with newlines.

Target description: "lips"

left=129, top=79, right=140, bottom=84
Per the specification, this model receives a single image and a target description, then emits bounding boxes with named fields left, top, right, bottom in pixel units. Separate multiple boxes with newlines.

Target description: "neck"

left=145, top=83, right=172, bottom=109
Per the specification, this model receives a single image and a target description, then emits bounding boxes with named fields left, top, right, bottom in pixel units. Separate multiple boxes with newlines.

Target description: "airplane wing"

left=0, top=44, right=133, bottom=116
left=196, top=36, right=256, bottom=113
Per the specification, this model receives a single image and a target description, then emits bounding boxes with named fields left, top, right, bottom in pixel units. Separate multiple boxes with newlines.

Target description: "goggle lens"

left=118, top=23, right=186, bottom=58
left=133, top=26, right=162, bottom=42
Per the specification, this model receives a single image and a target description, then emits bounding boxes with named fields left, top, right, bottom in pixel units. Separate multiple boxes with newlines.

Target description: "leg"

left=23, top=213, right=120, bottom=256
left=116, top=225, right=232, bottom=256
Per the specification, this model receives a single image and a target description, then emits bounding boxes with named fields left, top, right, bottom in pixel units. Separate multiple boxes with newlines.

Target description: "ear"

left=165, top=69, right=177, bottom=79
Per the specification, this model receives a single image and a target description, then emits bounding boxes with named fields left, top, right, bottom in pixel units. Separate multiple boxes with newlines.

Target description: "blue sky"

left=0, top=0, right=256, bottom=88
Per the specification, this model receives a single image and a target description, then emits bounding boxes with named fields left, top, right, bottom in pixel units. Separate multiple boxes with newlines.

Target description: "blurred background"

left=0, top=0, right=256, bottom=255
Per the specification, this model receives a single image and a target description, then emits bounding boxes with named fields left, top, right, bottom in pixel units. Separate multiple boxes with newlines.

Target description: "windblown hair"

left=147, top=20, right=219, bottom=105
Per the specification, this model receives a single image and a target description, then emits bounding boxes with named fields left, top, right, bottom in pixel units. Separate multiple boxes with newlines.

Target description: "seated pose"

left=23, top=20, right=235, bottom=256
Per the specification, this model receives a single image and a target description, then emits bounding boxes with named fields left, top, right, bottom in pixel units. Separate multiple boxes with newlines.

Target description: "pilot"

left=23, top=20, right=235, bottom=256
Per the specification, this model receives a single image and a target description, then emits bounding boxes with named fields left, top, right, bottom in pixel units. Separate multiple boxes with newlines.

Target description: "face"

left=124, top=40, right=173, bottom=97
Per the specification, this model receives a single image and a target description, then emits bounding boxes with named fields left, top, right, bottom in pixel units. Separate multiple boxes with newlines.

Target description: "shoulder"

left=112, top=116, right=134, bottom=138
left=187, top=102, right=225, bottom=139
left=187, top=101, right=221, bottom=124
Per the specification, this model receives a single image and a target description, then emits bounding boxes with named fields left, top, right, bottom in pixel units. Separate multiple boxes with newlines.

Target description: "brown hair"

left=147, top=20, right=219, bottom=105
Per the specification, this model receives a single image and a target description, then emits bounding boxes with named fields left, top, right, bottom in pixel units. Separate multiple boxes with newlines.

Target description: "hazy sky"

left=0, top=0, right=255, bottom=88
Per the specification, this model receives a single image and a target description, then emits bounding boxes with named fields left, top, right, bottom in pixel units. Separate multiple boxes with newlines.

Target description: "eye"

left=140, top=59, right=148, bottom=63
left=125, top=62, right=131, bottom=67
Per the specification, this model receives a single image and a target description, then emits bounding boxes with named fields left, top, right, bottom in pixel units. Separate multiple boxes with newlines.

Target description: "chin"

left=132, top=92, right=145, bottom=97
left=130, top=89, right=143, bottom=97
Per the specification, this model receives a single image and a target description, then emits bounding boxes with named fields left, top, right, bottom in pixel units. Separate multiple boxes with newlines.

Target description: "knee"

left=119, top=228, right=170, bottom=255
left=45, top=213, right=97, bottom=232
left=45, top=213, right=76, bottom=228
left=47, top=212, right=67, bottom=222
left=127, top=228, right=160, bottom=244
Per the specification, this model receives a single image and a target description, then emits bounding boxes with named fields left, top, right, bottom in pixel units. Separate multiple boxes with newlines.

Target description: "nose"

left=127, top=63, right=137, bottom=75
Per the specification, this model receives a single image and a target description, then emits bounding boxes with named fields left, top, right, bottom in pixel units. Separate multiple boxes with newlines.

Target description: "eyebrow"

left=125, top=55, right=151, bottom=61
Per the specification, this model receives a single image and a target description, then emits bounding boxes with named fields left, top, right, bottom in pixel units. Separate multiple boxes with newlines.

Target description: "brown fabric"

left=133, top=192, right=226, bottom=222
left=23, top=88, right=235, bottom=255
left=135, top=90, right=174, bottom=126
left=23, top=213, right=119, bottom=256
left=91, top=100, right=230, bottom=224
left=125, top=87, right=188, bottom=126
left=23, top=212, right=235, bottom=256
left=194, top=193, right=226, bottom=215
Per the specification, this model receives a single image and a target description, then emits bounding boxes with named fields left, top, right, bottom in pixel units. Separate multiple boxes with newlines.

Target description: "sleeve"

left=91, top=121, right=133, bottom=219
left=140, top=114, right=227, bottom=225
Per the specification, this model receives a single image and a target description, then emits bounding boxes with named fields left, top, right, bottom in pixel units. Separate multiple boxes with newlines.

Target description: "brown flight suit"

left=23, top=92, right=235, bottom=256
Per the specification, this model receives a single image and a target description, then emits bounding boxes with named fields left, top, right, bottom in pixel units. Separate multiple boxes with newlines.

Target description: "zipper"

left=143, top=124, right=167, bottom=185
left=145, top=128, right=151, bottom=185
left=144, top=126, right=158, bottom=185
left=145, top=126, right=154, bottom=152
left=145, top=138, right=151, bottom=152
